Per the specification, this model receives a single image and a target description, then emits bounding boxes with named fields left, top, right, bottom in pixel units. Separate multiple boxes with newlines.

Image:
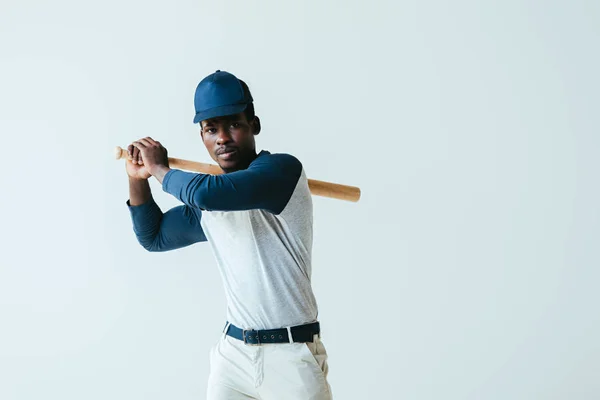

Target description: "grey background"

left=1, top=0, right=598, bottom=399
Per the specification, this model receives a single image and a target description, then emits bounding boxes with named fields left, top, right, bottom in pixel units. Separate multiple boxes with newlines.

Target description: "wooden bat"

left=114, top=146, right=361, bottom=203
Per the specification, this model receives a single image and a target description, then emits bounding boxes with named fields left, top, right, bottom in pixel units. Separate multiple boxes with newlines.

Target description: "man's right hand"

left=125, top=144, right=152, bottom=180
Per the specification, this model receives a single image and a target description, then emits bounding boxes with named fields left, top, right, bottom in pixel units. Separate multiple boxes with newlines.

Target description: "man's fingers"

left=127, top=144, right=134, bottom=159
left=137, top=138, right=154, bottom=147
left=132, top=141, right=149, bottom=164
left=139, top=137, right=164, bottom=149
left=131, top=138, right=164, bottom=166
left=144, top=137, right=159, bottom=146
left=131, top=144, right=141, bottom=165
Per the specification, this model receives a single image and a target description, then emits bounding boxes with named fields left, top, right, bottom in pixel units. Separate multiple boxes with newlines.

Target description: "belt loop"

left=223, top=322, right=231, bottom=339
left=286, top=326, right=293, bottom=343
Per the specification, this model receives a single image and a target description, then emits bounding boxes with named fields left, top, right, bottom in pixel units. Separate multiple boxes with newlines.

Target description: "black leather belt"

left=223, top=321, right=320, bottom=345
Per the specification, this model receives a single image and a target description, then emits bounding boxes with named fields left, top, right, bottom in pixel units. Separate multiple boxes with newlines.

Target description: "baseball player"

left=125, top=70, right=332, bottom=399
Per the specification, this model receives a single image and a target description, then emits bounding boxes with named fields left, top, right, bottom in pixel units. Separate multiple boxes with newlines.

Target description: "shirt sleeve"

left=161, top=153, right=303, bottom=214
left=127, top=197, right=207, bottom=252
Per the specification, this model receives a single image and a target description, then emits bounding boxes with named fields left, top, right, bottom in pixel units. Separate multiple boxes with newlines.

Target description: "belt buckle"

left=243, top=329, right=260, bottom=345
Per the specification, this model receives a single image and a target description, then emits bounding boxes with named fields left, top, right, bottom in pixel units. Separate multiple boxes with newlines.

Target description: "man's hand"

left=125, top=155, right=152, bottom=181
left=129, top=137, right=171, bottom=183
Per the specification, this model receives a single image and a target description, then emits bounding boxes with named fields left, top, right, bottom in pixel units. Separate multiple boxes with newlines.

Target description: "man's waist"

left=223, top=321, right=320, bottom=345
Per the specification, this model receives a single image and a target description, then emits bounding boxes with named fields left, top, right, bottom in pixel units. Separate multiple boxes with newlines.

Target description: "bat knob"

left=114, top=146, right=124, bottom=160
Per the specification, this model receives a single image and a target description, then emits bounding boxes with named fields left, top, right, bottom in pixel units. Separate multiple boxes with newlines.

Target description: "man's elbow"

left=142, top=243, right=163, bottom=252
left=137, top=237, right=166, bottom=252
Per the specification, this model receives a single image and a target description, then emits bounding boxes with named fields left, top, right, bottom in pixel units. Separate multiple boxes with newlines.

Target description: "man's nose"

left=216, top=127, right=232, bottom=145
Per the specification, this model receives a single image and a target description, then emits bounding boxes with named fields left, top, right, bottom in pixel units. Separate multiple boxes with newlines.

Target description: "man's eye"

left=231, top=123, right=240, bottom=129
left=206, top=128, right=216, bottom=134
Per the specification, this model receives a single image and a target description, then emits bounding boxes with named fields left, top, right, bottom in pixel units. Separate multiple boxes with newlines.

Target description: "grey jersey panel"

left=201, top=169, right=317, bottom=330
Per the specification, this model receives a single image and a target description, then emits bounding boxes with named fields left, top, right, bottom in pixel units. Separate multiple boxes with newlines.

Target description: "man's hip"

left=207, top=321, right=332, bottom=399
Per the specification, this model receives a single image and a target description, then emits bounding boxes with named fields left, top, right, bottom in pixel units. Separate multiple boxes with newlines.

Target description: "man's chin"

left=218, top=159, right=241, bottom=173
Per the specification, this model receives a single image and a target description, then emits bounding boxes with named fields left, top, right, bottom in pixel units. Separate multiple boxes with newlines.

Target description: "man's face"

left=200, top=112, right=258, bottom=173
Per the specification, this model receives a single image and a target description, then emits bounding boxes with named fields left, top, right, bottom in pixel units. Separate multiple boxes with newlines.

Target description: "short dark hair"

left=238, top=79, right=255, bottom=122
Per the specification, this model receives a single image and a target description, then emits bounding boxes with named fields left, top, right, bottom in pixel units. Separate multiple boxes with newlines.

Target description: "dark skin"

left=126, top=112, right=261, bottom=205
left=199, top=112, right=261, bottom=173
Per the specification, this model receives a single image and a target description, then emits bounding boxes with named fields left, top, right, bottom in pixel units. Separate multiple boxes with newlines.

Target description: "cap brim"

left=193, top=103, right=249, bottom=124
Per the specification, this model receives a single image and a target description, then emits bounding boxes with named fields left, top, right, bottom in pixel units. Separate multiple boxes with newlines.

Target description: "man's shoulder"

left=253, top=150, right=303, bottom=171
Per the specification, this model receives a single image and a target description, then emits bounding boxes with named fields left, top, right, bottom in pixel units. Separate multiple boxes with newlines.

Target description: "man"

left=125, top=70, right=332, bottom=399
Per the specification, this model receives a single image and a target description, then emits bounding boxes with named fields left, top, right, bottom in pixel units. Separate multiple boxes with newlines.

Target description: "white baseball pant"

left=206, top=332, right=332, bottom=399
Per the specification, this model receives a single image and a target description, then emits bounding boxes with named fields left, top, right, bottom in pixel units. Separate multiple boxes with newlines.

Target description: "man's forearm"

left=149, top=165, right=172, bottom=185
left=126, top=175, right=207, bottom=252
left=129, top=177, right=152, bottom=206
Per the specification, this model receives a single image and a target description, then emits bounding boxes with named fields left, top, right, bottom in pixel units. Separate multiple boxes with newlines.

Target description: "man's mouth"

left=217, top=148, right=237, bottom=160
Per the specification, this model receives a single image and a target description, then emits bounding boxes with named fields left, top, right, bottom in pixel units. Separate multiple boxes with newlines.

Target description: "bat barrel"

left=307, top=179, right=361, bottom=203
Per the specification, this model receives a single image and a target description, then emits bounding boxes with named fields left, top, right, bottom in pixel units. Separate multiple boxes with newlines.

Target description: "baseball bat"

left=114, top=146, right=361, bottom=202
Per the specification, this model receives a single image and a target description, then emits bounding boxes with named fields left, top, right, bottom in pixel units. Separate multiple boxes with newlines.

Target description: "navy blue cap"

left=193, top=70, right=253, bottom=124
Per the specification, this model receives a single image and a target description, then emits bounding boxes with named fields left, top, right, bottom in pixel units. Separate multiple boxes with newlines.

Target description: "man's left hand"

left=130, top=137, right=171, bottom=183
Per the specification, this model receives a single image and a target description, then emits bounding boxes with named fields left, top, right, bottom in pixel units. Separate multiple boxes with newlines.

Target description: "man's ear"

left=252, top=116, right=261, bottom=135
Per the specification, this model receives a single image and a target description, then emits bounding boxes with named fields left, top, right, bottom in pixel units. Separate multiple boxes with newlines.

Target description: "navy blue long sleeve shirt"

left=126, top=149, right=317, bottom=329
left=127, top=150, right=302, bottom=252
